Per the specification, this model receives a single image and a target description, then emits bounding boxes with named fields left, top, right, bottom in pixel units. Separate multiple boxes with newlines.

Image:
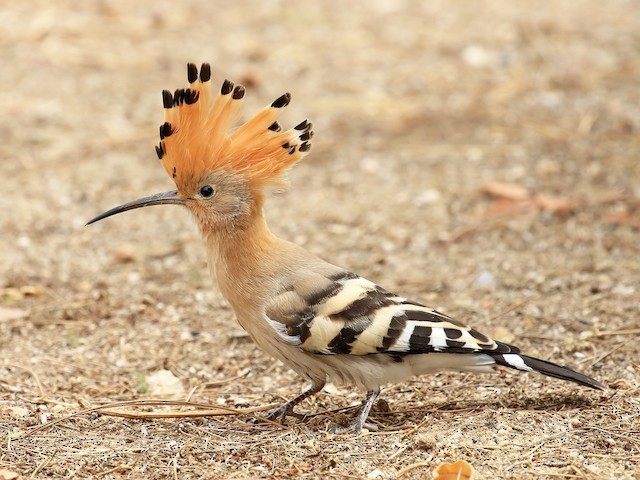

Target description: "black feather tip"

left=221, top=79, right=234, bottom=95
left=184, top=88, right=200, bottom=104
left=173, top=88, right=186, bottom=106
left=232, top=85, right=245, bottom=100
left=299, top=141, right=311, bottom=152
left=299, top=131, right=313, bottom=141
left=271, top=92, right=291, bottom=108
left=268, top=121, right=282, bottom=132
left=162, top=90, right=173, bottom=109
left=294, top=119, right=308, bottom=130
left=199, top=63, right=211, bottom=83
left=187, top=63, right=198, bottom=83
left=159, top=122, right=174, bottom=139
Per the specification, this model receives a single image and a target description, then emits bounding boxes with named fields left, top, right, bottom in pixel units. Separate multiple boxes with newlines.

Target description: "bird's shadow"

left=300, top=391, right=610, bottom=433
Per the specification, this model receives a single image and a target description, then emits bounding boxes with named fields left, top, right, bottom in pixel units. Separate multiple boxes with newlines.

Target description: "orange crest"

left=155, top=63, right=313, bottom=192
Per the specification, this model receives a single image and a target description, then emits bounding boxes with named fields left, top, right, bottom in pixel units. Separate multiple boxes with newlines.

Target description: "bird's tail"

left=492, top=353, right=605, bottom=390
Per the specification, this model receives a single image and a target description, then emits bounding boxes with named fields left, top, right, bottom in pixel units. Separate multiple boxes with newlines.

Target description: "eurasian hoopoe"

left=88, top=63, right=604, bottom=434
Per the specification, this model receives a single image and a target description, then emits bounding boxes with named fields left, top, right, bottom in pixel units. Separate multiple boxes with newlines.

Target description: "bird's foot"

left=329, top=389, right=382, bottom=435
left=262, top=403, right=306, bottom=424
left=257, top=383, right=324, bottom=425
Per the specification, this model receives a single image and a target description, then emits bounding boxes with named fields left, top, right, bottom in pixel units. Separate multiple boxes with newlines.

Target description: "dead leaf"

left=534, top=194, right=577, bottom=214
left=112, top=247, right=136, bottom=264
left=22, top=285, right=43, bottom=297
left=480, top=183, right=578, bottom=218
left=480, top=198, right=536, bottom=217
left=1, top=285, right=43, bottom=301
left=0, top=307, right=28, bottom=322
left=2, top=406, right=30, bottom=418
left=600, top=210, right=640, bottom=227
left=481, top=182, right=530, bottom=201
left=433, top=460, right=475, bottom=480
left=0, top=469, right=20, bottom=480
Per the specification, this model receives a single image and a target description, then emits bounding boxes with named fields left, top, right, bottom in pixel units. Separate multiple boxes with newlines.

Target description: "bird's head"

left=87, top=63, right=313, bottom=234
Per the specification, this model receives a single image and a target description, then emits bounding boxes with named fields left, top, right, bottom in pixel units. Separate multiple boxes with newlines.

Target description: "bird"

left=87, top=63, right=604, bottom=434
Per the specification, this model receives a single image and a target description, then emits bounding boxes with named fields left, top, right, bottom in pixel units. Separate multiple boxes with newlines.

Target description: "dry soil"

left=1, top=1, right=639, bottom=478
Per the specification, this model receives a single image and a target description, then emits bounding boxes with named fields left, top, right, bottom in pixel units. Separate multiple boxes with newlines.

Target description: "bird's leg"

left=264, top=382, right=325, bottom=423
left=331, top=389, right=381, bottom=435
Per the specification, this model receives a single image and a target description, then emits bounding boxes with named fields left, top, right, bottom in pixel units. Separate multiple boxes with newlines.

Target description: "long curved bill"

left=86, top=190, right=186, bottom=225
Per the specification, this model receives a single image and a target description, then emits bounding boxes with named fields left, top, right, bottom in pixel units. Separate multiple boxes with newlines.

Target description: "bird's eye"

left=200, top=185, right=215, bottom=198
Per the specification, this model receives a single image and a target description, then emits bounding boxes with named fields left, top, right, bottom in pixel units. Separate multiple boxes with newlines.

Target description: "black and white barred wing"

left=265, top=270, right=512, bottom=357
left=265, top=269, right=604, bottom=390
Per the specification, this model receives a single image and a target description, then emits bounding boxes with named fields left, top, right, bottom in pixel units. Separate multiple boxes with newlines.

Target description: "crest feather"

left=156, top=63, right=313, bottom=192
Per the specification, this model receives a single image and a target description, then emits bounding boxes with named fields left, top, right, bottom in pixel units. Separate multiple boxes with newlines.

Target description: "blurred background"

left=2, top=1, right=638, bottom=284
left=1, top=0, right=639, bottom=478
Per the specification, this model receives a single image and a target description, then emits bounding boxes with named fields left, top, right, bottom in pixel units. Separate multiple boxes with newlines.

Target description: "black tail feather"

left=492, top=353, right=605, bottom=390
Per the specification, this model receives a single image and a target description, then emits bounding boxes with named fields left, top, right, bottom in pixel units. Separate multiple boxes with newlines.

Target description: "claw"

left=257, top=382, right=324, bottom=425
left=264, top=404, right=306, bottom=423
left=329, top=389, right=381, bottom=435
left=329, top=420, right=380, bottom=435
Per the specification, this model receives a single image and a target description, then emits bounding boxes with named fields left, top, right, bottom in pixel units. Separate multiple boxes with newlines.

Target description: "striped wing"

left=265, top=270, right=515, bottom=357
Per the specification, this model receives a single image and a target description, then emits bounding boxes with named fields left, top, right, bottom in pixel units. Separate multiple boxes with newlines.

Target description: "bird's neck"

left=204, top=205, right=281, bottom=306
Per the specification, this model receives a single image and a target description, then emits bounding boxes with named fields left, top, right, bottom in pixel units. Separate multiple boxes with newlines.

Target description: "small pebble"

left=472, top=270, right=497, bottom=290
left=146, top=369, right=185, bottom=397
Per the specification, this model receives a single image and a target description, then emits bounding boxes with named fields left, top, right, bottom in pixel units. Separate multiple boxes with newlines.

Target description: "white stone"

left=146, top=369, right=185, bottom=397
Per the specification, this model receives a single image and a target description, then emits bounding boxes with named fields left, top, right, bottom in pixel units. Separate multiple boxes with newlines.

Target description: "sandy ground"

left=1, top=0, right=639, bottom=478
